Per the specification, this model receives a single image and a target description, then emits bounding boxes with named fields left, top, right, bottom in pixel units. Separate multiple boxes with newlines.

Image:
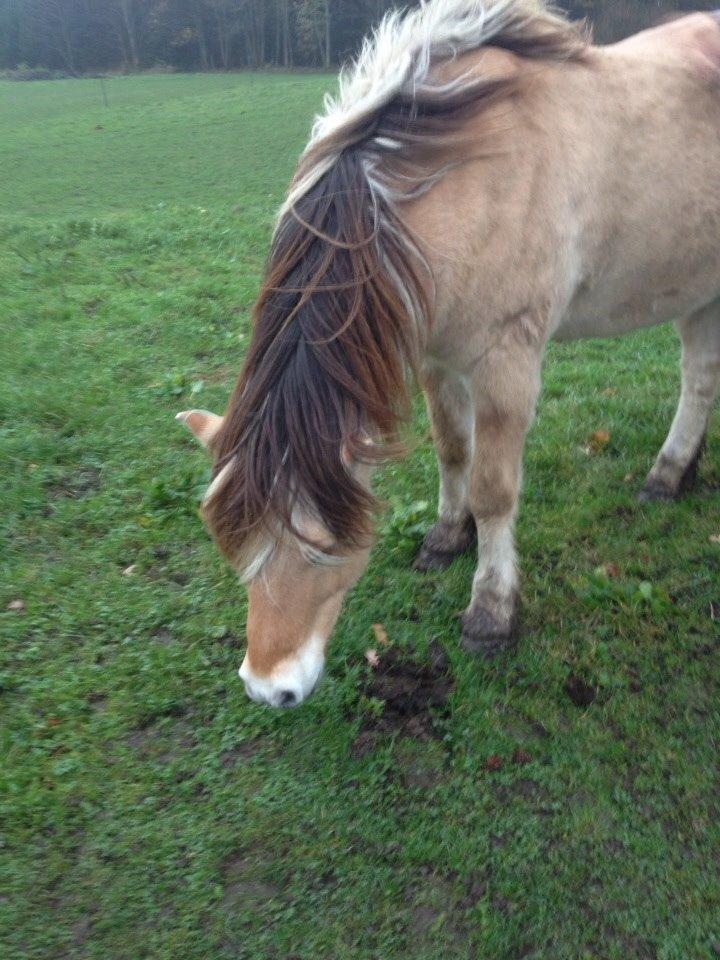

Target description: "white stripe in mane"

left=279, top=0, right=542, bottom=222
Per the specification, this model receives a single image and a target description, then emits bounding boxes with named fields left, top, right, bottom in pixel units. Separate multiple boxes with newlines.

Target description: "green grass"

left=1, top=73, right=719, bottom=960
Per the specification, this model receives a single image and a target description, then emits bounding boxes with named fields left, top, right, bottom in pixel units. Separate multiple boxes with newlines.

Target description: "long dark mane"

left=204, top=0, right=587, bottom=567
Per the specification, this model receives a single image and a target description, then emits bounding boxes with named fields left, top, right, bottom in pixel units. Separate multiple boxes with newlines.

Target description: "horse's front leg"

left=414, top=362, right=477, bottom=572
left=461, top=343, right=542, bottom=658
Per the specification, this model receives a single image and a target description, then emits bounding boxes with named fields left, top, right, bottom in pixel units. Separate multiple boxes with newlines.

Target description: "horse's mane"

left=205, top=0, right=587, bottom=573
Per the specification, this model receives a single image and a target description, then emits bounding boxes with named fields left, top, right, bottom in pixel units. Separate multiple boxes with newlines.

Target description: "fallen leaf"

left=601, top=387, right=617, bottom=398
left=372, top=623, right=389, bottom=646
left=595, top=562, right=620, bottom=579
left=7, top=599, right=25, bottom=612
left=484, top=755, right=503, bottom=772
left=623, top=473, right=634, bottom=483
left=709, top=534, right=720, bottom=544
left=588, top=429, right=611, bottom=452
left=122, top=565, right=136, bottom=576
left=512, top=748, right=531, bottom=765
left=364, top=648, right=380, bottom=668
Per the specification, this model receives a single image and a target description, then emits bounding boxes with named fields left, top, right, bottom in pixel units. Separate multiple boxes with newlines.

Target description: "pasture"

left=1, top=72, right=719, bottom=959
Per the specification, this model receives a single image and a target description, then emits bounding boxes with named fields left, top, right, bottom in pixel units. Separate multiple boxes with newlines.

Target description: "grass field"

left=1, top=72, right=719, bottom=960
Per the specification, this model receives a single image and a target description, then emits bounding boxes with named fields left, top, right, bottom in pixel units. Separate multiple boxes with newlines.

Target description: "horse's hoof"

left=638, top=479, right=676, bottom=503
left=640, top=438, right=705, bottom=503
left=413, top=545, right=457, bottom=572
left=460, top=606, right=517, bottom=659
left=413, top=518, right=476, bottom=573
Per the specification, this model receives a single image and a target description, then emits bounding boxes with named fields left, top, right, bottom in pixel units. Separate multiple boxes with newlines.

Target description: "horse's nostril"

left=278, top=690, right=297, bottom=708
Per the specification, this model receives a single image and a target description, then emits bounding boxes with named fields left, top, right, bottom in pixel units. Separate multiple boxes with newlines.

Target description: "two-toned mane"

left=179, top=0, right=720, bottom=707
left=203, top=0, right=586, bottom=574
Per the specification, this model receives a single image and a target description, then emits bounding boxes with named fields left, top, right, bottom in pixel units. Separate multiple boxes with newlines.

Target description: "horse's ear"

left=176, top=409, right=223, bottom=450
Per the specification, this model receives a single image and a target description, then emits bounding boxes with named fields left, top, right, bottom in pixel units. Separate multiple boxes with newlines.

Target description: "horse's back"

left=556, top=14, right=720, bottom=338
left=412, top=13, right=720, bottom=354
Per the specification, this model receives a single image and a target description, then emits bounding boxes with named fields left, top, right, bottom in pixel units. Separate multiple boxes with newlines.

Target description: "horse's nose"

left=238, top=640, right=325, bottom=708
left=277, top=689, right=298, bottom=708
left=242, top=681, right=261, bottom=703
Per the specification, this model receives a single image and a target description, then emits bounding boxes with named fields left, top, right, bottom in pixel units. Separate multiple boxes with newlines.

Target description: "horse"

left=178, top=0, right=720, bottom=708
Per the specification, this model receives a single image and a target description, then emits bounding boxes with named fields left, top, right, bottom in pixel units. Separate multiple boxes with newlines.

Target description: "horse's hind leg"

left=640, top=300, right=720, bottom=501
left=414, top=362, right=476, bottom=571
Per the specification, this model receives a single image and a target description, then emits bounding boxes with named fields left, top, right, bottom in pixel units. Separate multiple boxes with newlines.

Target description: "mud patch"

left=46, top=466, right=101, bottom=501
left=220, top=853, right=281, bottom=912
left=126, top=717, right=195, bottom=761
left=86, top=692, right=107, bottom=712
left=404, top=872, right=469, bottom=946
left=393, top=738, right=447, bottom=790
left=219, top=738, right=267, bottom=768
left=564, top=673, right=596, bottom=707
left=353, top=641, right=453, bottom=751
left=151, top=627, right=174, bottom=646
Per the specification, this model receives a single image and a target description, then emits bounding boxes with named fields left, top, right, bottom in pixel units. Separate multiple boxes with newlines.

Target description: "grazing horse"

left=178, top=0, right=720, bottom=707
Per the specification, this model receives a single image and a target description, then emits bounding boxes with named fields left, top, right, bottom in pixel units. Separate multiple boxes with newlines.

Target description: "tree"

left=0, top=1, right=707, bottom=74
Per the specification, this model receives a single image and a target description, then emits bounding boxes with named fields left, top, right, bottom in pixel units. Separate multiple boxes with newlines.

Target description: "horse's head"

left=177, top=409, right=373, bottom=707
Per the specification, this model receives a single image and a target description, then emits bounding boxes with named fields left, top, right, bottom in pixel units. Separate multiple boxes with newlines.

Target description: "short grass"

left=1, top=74, right=719, bottom=960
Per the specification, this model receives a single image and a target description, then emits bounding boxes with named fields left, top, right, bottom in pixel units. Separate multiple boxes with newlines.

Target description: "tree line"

left=0, top=0, right=710, bottom=76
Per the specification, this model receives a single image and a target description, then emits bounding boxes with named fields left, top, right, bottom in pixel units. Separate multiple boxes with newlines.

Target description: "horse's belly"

left=554, top=292, right=692, bottom=341
left=555, top=258, right=720, bottom=341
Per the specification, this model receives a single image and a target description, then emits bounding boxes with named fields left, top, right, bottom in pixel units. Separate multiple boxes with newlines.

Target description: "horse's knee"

left=468, top=473, right=517, bottom=522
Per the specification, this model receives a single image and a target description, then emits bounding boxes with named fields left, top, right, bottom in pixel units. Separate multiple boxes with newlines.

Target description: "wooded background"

left=0, top=1, right=714, bottom=75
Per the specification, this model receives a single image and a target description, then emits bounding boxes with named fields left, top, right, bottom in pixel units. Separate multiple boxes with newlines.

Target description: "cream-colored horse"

left=179, top=0, right=720, bottom=707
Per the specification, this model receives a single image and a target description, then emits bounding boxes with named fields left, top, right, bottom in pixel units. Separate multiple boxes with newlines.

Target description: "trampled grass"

left=1, top=73, right=719, bottom=960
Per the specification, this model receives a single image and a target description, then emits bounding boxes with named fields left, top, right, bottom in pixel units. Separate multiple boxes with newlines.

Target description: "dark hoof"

left=413, top=517, right=476, bottom=573
left=413, top=545, right=458, bottom=572
left=638, top=479, right=676, bottom=503
left=640, top=436, right=706, bottom=503
left=460, top=606, right=518, bottom=660
left=678, top=438, right=705, bottom=494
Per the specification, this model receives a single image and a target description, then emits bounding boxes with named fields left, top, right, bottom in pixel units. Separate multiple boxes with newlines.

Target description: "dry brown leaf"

left=364, top=648, right=380, bottom=668
left=709, top=534, right=720, bottom=544
left=372, top=623, right=389, bottom=646
left=122, top=564, right=136, bottom=576
left=588, top=429, right=611, bottom=452
left=595, top=562, right=620, bottom=579
left=485, top=755, right=503, bottom=772
left=601, top=387, right=617, bottom=397
left=7, top=599, right=25, bottom=612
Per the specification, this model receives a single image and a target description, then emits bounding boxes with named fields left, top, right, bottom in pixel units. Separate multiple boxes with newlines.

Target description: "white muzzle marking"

left=239, top=635, right=326, bottom=708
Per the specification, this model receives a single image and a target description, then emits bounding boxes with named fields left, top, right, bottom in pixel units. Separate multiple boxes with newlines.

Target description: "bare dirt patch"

left=219, top=739, right=267, bottom=768
left=220, top=853, right=281, bottom=912
left=564, top=673, right=597, bottom=707
left=45, top=466, right=101, bottom=501
left=351, top=641, right=453, bottom=756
